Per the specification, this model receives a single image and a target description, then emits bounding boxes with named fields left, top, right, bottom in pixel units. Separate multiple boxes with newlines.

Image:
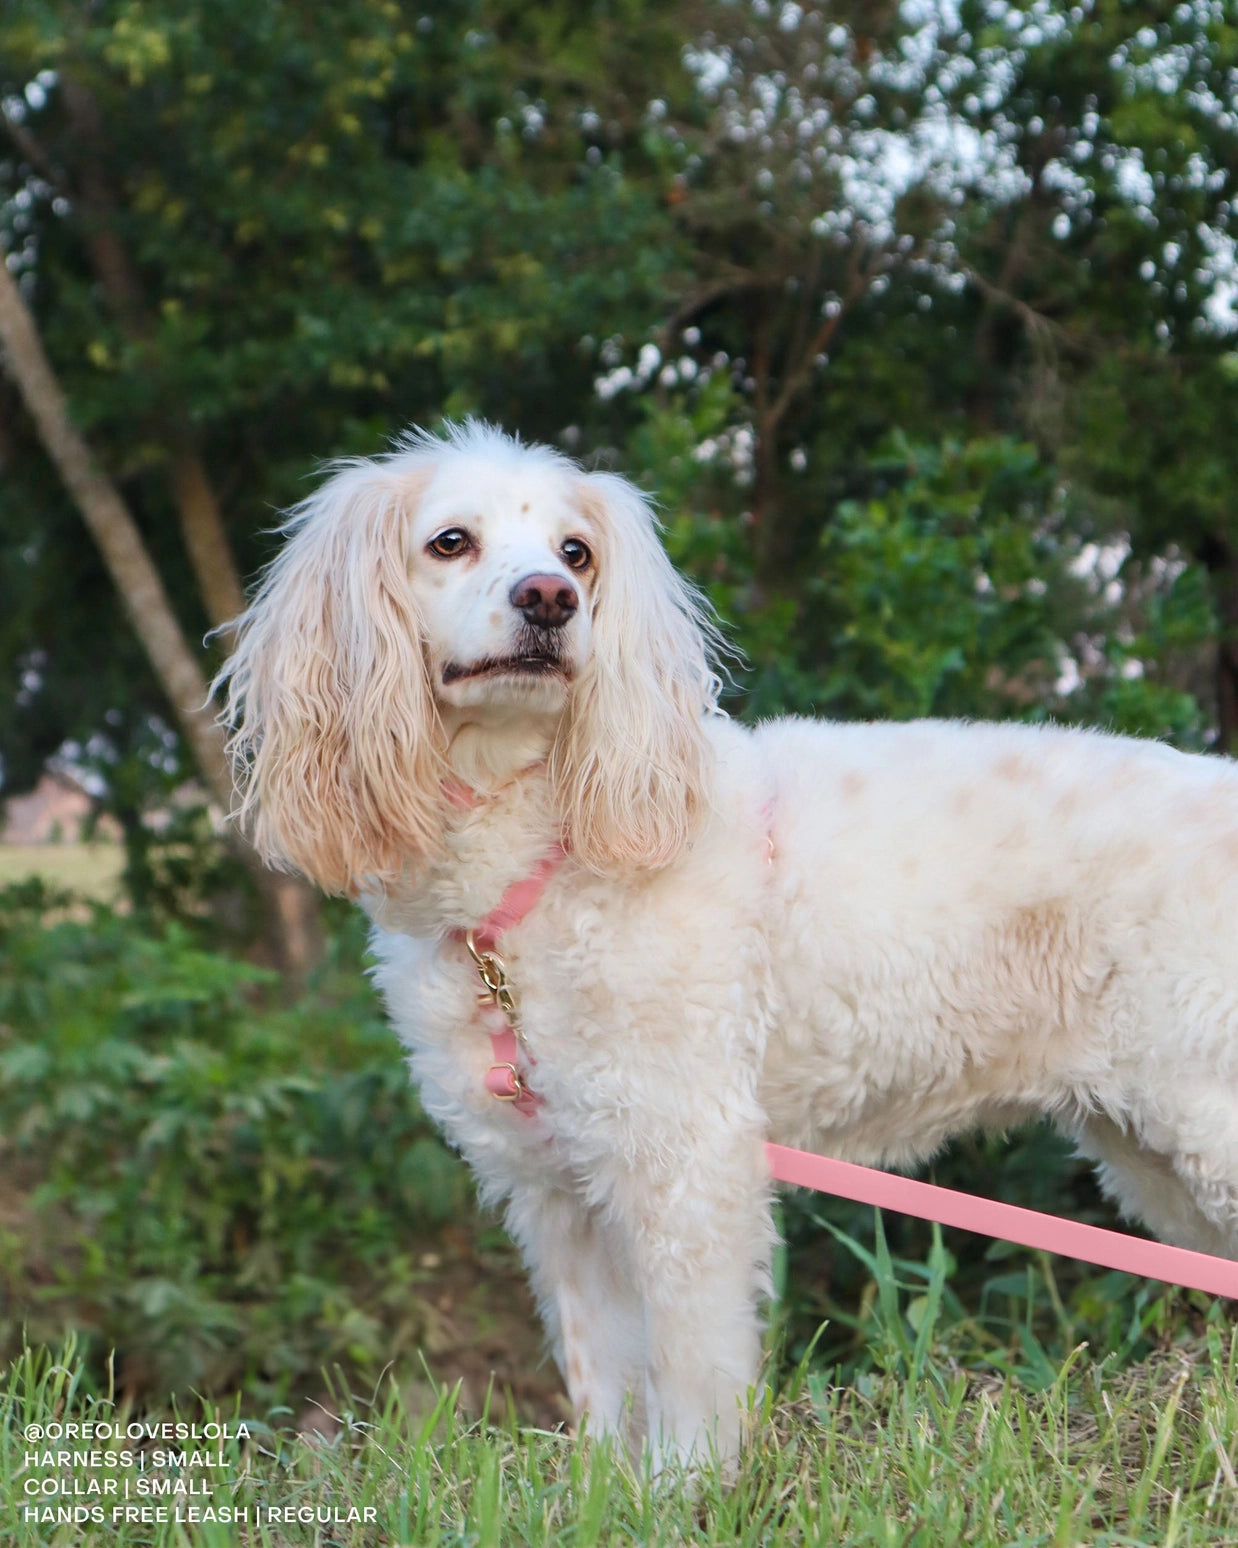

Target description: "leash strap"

left=765, top=1142, right=1238, bottom=1298
left=481, top=1022, right=541, bottom=1117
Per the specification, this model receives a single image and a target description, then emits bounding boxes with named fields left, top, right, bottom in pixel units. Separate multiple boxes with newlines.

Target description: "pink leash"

left=765, top=1143, right=1238, bottom=1298
left=450, top=784, right=1238, bottom=1298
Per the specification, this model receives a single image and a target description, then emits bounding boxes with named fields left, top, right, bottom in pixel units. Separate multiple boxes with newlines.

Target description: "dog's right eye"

left=427, top=528, right=472, bottom=558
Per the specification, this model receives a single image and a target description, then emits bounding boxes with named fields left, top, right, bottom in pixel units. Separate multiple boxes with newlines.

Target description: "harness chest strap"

left=452, top=842, right=567, bottom=1119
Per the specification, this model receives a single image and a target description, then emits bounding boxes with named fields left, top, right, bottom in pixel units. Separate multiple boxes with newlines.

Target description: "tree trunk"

left=168, top=444, right=249, bottom=632
left=0, top=259, right=320, bottom=983
left=0, top=261, right=231, bottom=794
left=1219, top=636, right=1238, bottom=757
left=1209, top=544, right=1238, bottom=757
left=60, top=76, right=251, bottom=640
left=749, top=272, right=861, bottom=592
left=53, top=78, right=322, bottom=973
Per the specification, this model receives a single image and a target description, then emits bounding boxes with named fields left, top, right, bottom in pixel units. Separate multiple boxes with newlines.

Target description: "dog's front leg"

left=605, top=1122, right=775, bottom=1472
left=502, top=1184, right=647, bottom=1445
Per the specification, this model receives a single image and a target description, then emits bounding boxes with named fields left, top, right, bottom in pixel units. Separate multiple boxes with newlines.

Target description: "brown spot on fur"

left=940, top=897, right=1089, bottom=1089
left=1002, top=900, right=1078, bottom=1026
left=840, top=771, right=866, bottom=801
left=1007, top=899, right=1065, bottom=951
left=951, top=786, right=975, bottom=816
left=1124, top=841, right=1154, bottom=871
left=994, top=752, right=1036, bottom=782
left=1108, top=760, right=1142, bottom=791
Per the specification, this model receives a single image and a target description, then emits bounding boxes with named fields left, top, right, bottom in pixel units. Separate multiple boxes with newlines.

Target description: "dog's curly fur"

left=220, top=420, right=1238, bottom=1467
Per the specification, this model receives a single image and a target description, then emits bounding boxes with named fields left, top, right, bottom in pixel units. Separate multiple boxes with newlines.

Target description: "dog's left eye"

left=561, top=538, right=592, bottom=571
left=428, top=528, right=472, bottom=558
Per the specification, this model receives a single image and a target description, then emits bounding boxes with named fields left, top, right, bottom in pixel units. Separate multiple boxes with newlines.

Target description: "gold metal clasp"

left=464, top=931, right=521, bottom=1026
left=463, top=930, right=535, bottom=1106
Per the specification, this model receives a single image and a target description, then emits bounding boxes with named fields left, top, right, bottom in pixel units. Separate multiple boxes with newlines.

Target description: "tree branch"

left=766, top=246, right=871, bottom=434
left=959, top=260, right=1084, bottom=358
left=169, top=445, right=249, bottom=629
left=0, top=105, right=68, bottom=193
left=656, top=268, right=766, bottom=351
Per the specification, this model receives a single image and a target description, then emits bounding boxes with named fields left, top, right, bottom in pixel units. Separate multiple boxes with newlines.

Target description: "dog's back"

left=750, top=716, right=1238, bottom=1252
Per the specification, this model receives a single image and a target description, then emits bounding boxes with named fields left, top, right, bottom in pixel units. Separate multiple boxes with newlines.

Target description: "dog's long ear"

left=552, top=471, right=722, bottom=873
left=217, top=464, right=443, bottom=896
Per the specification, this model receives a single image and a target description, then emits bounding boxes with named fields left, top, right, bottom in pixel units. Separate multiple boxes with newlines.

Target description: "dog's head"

left=218, top=422, right=722, bottom=895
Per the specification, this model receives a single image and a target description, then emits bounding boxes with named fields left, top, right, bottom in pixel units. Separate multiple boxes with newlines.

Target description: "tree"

left=0, top=0, right=688, bottom=933
left=592, top=0, right=1235, bottom=742
left=4, top=0, right=1235, bottom=864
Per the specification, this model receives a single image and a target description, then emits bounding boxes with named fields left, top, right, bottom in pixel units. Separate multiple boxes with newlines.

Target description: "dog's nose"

left=510, top=573, right=579, bottom=630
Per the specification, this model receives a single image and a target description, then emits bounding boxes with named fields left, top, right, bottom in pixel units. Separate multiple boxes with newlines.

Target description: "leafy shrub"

left=638, top=393, right=1214, bottom=742
left=0, top=880, right=469, bottom=1404
left=2, top=876, right=1221, bottom=1418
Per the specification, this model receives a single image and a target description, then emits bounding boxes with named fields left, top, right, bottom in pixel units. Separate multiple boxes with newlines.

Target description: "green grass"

left=4, top=1331, right=1238, bottom=1547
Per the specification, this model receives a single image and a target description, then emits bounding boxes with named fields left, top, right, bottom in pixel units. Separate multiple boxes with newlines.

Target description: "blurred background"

left=1, top=0, right=1236, bottom=1425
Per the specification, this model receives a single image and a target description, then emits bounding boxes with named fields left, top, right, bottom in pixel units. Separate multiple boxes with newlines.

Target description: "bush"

left=0, top=880, right=469, bottom=1405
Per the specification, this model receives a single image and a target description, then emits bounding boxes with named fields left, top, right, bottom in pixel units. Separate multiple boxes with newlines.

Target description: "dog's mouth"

left=442, top=652, right=569, bottom=686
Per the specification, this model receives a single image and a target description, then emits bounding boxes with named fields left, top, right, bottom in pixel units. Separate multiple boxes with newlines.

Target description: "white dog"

left=220, top=420, right=1238, bottom=1467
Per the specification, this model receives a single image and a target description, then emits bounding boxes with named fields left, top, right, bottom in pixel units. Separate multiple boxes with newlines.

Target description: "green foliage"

left=801, top=435, right=1069, bottom=721
left=784, top=1190, right=1219, bottom=1395
left=0, top=882, right=469, bottom=1402
left=642, top=386, right=1215, bottom=739
left=4, top=0, right=1237, bottom=801
left=0, top=878, right=1223, bottom=1425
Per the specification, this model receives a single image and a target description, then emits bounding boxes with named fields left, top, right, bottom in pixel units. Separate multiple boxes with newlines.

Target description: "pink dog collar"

left=466, top=848, right=567, bottom=957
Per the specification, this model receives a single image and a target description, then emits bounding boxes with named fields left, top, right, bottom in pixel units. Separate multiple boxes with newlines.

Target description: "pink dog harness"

left=452, top=800, right=1238, bottom=1299
left=453, top=844, right=566, bottom=1117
